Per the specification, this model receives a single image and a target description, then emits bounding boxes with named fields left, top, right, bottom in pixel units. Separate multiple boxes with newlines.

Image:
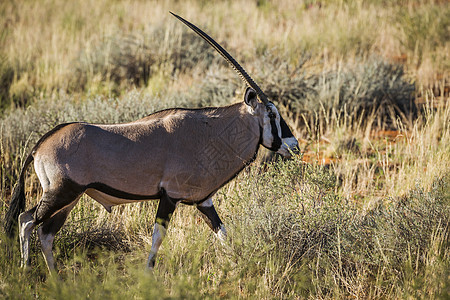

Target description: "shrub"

left=398, top=4, right=450, bottom=65
left=70, top=24, right=220, bottom=93
left=258, top=53, right=416, bottom=131
left=220, top=159, right=449, bottom=297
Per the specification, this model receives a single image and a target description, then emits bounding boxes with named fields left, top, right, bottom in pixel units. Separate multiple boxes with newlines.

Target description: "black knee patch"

left=155, top=189, right=178, bottom=228
left=39, top=208, right=72, bottom=235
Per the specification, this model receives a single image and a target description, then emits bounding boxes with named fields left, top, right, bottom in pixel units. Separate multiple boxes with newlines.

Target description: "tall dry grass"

left=0, top=0, right=449, bottom=298
left=1, top=0, right=448, bottom=110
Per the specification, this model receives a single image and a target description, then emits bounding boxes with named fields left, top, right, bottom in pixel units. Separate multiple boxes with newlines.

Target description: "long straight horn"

left=170, top=12, right=269, bottom=105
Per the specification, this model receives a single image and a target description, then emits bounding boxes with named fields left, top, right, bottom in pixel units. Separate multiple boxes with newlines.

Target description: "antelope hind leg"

left=196, top=198, right=227, bottom=243
left=18, top=206, right=37, bottom=268
left=31, top=180, right=84, bottom=272
left=37, top=199, right=79, bottom=273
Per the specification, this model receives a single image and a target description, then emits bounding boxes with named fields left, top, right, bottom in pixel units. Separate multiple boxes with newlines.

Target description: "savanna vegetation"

left=1, top=0, right=449, bottom=298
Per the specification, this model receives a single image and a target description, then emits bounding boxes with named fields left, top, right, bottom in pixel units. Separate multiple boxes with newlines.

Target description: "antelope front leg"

left=147, top=190, right=177, bottom=269
left=196, top=198, right=227, bottom=243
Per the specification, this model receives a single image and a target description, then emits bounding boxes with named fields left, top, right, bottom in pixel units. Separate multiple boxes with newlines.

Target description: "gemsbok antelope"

left=4, top=12, right=299, bottom=272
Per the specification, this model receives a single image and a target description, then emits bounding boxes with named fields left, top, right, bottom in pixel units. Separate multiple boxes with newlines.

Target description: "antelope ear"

left=244, top=87, right=258, bottom=110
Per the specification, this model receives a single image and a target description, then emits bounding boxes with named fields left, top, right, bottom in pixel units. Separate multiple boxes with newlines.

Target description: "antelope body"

left=4, top=13, right=298, bottom=272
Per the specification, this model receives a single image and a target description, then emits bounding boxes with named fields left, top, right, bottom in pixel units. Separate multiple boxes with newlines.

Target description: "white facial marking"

left=258, top=103, right=299, bottom=157
left=261, top=104, right=279, bottom=148
left=277, top=136, right=299, bottom=158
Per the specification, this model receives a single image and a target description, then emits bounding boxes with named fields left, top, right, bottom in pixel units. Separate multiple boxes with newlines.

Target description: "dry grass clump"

left=327, top=92, right=450, bottom=201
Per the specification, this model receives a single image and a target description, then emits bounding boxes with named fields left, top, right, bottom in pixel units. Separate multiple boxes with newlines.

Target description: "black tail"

left=4, top=153, right=34, bottom=238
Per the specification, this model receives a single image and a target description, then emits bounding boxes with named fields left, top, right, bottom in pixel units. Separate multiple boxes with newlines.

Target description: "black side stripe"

left=86, top=182, right=161, bottom=200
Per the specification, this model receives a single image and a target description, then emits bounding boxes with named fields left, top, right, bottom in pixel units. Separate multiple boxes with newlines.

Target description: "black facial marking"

left=279, top=117, right=294, bottom=138
left=266, top=107, right=282, bottom=151
left=270, top=118, right=282, bottom=151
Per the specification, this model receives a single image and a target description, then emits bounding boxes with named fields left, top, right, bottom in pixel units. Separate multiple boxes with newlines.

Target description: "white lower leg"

left=147, top=223, right=166, bottom=268
left=18, top=213, right=35, bottom=268
left=216, top=224, right=227, bottom=245
left=37, top=227, right=56, bottom=272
